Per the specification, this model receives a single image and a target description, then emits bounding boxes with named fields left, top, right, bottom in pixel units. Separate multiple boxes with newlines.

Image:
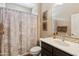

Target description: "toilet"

left=30, top=46, right=41, bottom=56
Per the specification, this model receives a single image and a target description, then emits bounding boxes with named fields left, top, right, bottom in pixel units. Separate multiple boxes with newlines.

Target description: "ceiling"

left=16, top=3, right=36, bottom=8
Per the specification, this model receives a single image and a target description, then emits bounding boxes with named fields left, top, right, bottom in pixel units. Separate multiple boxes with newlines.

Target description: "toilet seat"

left=30, top=46, right=41, bottom=53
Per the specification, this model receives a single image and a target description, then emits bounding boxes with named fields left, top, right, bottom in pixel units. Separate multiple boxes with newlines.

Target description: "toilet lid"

left=30, top=46, right=41, bottom=53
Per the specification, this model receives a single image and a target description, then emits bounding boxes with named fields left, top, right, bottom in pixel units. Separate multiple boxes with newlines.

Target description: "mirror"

left=52, top=3, right=79, bottom=38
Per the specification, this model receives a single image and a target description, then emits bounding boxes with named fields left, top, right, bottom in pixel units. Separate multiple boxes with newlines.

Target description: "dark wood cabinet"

left=41, top=41, right=72, bottom=56
left=53, top=46, right=72, bottom=56
left=41, top=41, right=53, bottom=56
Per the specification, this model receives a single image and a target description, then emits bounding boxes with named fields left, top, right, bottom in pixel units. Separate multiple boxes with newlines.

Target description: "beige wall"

left=39, top=3, right=53, bottom=38
left=37, top=4, right=41, bottom=40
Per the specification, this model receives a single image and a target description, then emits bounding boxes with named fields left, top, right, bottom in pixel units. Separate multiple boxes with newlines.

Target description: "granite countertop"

left=40, top=37, right=79, bottom=56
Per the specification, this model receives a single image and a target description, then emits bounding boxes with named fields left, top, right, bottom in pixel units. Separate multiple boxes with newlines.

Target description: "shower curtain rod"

left=0, top=7, right=37, bottom=16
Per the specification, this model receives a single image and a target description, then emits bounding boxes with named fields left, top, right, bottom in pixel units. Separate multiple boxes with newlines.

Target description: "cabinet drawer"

left=41, top=41, right=53, bottom=52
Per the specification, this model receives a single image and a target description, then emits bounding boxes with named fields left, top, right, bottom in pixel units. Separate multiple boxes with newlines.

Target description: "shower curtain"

left=0, top=8, right=37, bottom=56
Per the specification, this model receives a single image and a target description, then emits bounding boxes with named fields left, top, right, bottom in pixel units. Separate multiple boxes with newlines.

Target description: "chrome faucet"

left=60, top=35, right=65, bottom=42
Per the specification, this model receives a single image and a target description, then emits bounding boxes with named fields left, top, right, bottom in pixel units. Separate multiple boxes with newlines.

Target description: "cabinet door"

left=41, top=42, right=53, bottom=56
left=53, top=46, right=72, bottom=56
left=41, top=48, right=52, bottom=56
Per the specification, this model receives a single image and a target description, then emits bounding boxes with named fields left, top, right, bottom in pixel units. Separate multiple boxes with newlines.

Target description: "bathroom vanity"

left=40, top=38, right=79, bottom=56
left=41, top=41, right=72, bottom=56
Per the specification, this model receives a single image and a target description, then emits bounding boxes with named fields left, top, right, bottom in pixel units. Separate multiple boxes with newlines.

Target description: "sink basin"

left=53, top=40, right=69, bottom=46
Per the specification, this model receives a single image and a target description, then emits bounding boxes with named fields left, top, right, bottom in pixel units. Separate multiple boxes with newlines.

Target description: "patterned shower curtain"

left=0, top=8, right=37, bottom=56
